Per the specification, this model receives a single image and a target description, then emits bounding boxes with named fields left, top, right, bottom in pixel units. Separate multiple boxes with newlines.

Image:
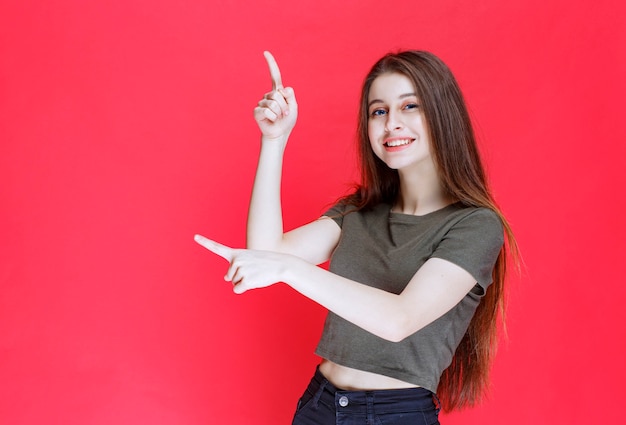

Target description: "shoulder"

left=323, top=201, right=390, bottom=228
left=444, top=205, right=503, bottom=236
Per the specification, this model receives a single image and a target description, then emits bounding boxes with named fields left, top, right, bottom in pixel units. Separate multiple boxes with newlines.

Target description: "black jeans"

left=292, top=367, right=441, bottom=425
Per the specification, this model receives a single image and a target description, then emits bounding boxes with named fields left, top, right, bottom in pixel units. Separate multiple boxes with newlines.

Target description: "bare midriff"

left=319, top=359, right=419, bottom=391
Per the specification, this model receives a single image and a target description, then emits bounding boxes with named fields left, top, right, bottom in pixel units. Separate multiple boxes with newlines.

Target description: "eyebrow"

left=368, top=93, right=417, bottom=108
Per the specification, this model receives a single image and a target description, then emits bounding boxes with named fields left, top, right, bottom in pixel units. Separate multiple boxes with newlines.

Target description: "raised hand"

left=194, top=234, right=300, bottom=294
left=253, top=51, right=298, bottom=142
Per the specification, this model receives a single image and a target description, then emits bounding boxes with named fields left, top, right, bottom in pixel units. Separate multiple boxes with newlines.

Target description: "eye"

left=404, top=103, right=420, bottom=111
left=370, top=108, right=387, bottom=117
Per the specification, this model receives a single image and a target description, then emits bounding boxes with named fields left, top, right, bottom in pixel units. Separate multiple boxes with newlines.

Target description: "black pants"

left=292, top=367, right=441, bottom=425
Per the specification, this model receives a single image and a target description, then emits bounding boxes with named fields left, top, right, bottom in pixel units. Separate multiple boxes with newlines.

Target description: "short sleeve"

left=431, top=208, right=504, bottom=292
left=323, top=202, right=349, bottom=228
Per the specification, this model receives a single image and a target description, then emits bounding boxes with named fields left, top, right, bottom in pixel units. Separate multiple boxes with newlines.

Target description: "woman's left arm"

left=194, top=235, right=476, bottom=342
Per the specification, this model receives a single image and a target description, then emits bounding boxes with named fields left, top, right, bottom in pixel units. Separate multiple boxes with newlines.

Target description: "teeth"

left=385, top=139, right=412, bottom=147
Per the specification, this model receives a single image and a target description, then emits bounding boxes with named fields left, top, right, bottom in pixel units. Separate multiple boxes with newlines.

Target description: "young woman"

left=195, top=50, right=517, bottom=424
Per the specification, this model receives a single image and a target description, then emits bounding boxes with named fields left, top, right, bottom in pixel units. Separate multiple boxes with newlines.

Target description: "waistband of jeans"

left=311, top=365, right=438, bottom=408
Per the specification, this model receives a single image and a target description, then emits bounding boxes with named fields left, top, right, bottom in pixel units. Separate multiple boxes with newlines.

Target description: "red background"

left=1, top=1, right=625, bottom=423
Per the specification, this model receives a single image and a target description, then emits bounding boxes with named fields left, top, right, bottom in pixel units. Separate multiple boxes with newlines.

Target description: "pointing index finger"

left=263, top=51, right=283, bottom=90
left=194, top=234, right=233, bottom=262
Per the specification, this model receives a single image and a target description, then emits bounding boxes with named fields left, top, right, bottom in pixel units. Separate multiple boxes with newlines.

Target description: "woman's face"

left=367, top=72, right=433, bottom=173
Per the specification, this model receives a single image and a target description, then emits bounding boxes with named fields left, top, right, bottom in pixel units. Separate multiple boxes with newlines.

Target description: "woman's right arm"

left=247, top=52, right=340, bottom=265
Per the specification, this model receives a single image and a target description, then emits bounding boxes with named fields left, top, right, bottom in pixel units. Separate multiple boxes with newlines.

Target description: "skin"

left=367, top=72, right=454, bottom=215
left=367, top=72, right=432, bottom=173
left=195, top=52, right=477, bottom=390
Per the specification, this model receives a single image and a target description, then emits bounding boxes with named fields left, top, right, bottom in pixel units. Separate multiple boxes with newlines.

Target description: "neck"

left=394, top=165, right=454, bottom=216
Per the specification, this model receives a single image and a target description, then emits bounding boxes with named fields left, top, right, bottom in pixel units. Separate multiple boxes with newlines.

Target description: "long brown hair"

left=344, top=50, right=518, bottom=411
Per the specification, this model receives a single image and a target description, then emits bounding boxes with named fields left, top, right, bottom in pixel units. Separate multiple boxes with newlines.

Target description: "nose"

left=384, top=110, right=403, bottom=132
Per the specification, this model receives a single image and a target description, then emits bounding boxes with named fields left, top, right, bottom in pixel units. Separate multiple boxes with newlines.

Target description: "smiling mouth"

left=384, top=138, right=413, bottom=147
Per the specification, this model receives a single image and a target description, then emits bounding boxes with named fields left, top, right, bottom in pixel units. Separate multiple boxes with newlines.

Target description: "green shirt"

left=315, top=202, right=504, bottom=393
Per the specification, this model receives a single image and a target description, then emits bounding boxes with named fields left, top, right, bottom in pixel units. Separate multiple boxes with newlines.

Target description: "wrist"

left=281, top=255, right=308, bottom=288
left=259, top=138, right=287, bottom=159
left=261, top=134, right=289, bottom=146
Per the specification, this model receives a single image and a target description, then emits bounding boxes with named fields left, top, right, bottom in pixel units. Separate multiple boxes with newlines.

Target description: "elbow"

left=246, top=235, right=282, bottom=251
left=245, top=240, right=261, bottom=250
left=384, top=333, right=406, bottom=344
left=245, top=235, right=261, bottom=250
left=377, top=314, right=418, bottom=343
left=384, top=328, right=413, bottom=344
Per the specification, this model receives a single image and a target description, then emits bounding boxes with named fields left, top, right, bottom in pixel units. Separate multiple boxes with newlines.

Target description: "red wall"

left=1, top=1, right=624, bottom=423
